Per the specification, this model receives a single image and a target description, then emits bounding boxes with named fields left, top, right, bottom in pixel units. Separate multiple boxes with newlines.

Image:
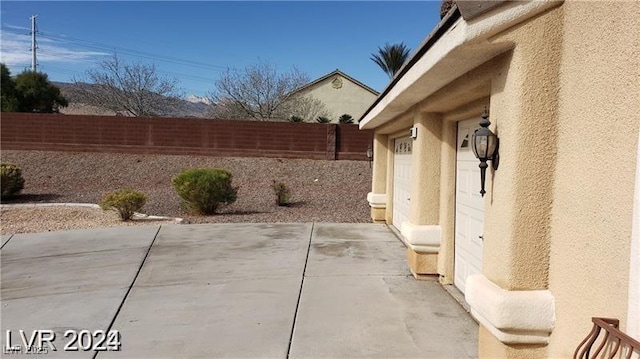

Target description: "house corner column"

left=437, top=120, right=457, bottom=284
left=368, top=132, right=388, bottom=223
left=403, top=112, right=442, bottom=278
left=467, top=8, right=563, bottom=356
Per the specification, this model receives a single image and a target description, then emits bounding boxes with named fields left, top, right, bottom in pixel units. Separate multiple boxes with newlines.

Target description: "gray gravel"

left=1, top=150, right=373, bottom=230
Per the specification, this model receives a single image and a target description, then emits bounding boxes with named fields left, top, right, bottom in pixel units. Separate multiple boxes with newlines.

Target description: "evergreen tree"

left=14, top=70, right=68, bottom=113
left=1, top=64, right=19, bottom=112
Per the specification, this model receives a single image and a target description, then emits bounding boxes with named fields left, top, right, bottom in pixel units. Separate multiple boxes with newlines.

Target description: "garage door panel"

left=457, top=168, right=471, bottom=198
left=455, top=119, right=487, bottom=294
left=468, top=212, right=484, bottom=254
left=393, top=137, right=413, bottom=231
left=455, top=211, right=467, bottom=237
left=454, top=252, right=469, bottom=293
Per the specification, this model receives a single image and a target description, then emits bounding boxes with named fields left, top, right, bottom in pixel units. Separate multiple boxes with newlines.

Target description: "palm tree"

left=370, top=42, right=411, bottom=78
left=338, top=114, right=354, bottom=124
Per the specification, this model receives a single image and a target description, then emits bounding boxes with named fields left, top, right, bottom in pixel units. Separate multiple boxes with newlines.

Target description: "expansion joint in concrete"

left=93, top=225, right=163, bottom=359
left=286, top=222, right=314, bottom=358
left=1, top=234, right=14, bottom=250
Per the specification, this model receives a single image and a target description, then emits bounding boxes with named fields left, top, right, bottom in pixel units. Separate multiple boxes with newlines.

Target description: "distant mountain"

left=186, top=95, right=212, bottom=105
left=53, top=82, right=214, bottom=118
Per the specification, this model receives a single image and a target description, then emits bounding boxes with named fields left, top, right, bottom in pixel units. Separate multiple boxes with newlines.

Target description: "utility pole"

left=30, top=15, right=38, bottom=72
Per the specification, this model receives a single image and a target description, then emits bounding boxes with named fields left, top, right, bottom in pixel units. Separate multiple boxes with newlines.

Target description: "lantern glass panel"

left=473, top=133, right=488, bottom=159
left=486, top=134, right=497, bottom=158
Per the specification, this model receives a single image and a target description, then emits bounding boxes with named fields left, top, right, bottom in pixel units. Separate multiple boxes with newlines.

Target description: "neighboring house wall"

left=360, top=1, right=639, bottom=358
left=296, top=72, right=378, bottom=122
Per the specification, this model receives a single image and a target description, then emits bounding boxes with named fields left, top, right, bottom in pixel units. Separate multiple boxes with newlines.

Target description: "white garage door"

left=454, top=119, right=487, bottom=294
left=393, top=137, right=413, bottom=232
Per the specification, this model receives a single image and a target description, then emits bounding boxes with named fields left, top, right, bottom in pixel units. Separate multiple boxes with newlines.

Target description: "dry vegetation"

left=1, top=150, right=373, bottom=234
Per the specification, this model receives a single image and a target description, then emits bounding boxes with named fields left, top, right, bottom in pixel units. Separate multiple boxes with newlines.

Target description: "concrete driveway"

left=1, top=223, right=477, bottom=358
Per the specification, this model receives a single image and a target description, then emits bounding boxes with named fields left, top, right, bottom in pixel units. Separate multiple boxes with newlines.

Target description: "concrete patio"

left=1, top=223, right=477, bottom=358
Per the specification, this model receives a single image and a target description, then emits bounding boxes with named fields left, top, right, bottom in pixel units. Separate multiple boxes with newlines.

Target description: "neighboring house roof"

left=291, top=69, right=379, bottom=97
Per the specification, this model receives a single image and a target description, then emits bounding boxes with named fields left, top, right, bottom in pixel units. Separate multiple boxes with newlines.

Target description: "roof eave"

left=359, top=0, right=563, bottom=130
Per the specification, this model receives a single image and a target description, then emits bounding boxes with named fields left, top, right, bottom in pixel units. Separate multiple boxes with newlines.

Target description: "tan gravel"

left=1, top=206, right=175, bottom=235
left=1, top=150, right=373, bottom=234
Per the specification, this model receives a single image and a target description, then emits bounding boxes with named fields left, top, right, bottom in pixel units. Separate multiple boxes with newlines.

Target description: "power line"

left=2, top=25, right=232, bottom=75
left=39, top=64, right=211, bottom=95
left=2, top=23, right=222, bottom=94
left=37, top=31, right=231, bottom=72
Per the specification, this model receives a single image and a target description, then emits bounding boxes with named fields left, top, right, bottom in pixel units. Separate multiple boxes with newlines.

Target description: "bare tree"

left=205, top=97, right=253, bottom=120
left=281, top=95, right=331, bottom=123
left=73, top=55, right=184, bottom=117
left=210, top=61, right=311, bottom=121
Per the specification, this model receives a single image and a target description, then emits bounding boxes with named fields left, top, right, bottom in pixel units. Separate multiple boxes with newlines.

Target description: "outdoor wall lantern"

left=366, top=145, right=373, bottom=168
left=471, top=109, right=499, bottom=197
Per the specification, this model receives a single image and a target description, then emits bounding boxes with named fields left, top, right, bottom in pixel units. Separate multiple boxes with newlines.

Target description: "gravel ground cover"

left=1, top=206, right=173, bottom=235
left=1, top=150, right=373, bottom=234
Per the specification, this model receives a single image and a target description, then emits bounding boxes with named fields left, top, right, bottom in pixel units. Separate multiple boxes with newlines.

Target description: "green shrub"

left=99, top=188, right=147, bottom=221
left=1, top=163, right=25, bottom=199
left=272, top=181, right=292, bottom=206
left=172, top=168, right=238, bottom=215
left=288, top=115, right=304, bottom=123
left=316, top=116, right=331, bottom=123
left=338, top=114, right=354, bottom=124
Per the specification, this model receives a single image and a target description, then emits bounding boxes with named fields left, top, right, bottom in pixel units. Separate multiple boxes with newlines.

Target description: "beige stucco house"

left=292, top=69, right=379, bottom=123
left=360, top=1, right=639, bottom=357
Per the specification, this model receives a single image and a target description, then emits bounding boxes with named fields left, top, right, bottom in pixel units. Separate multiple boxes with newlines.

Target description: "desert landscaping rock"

left=0, top=151, right=372, bottom=234
left=0, top=206, right=173, bottom=235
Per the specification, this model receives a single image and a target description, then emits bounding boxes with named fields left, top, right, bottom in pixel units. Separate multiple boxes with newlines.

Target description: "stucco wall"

left=298, top=75, right=378, bottom=122
left=437, top=119, right=457, bottom=283
left=547, top=1, right=640, bottom=356
left=482, top=6, right=563, bottom=293
left=364, top=1, right=639, bottom=355
left=409, top=112, right=442, bottom=225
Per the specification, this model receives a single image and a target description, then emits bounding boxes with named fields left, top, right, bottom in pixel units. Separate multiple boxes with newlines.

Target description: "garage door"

left=454, top=119, right=486, bottom=294
left=393, top=137, right=413, bottom=232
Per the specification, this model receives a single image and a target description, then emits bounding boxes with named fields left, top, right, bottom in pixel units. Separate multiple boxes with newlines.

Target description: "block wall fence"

left=0, top=113, right=373, bottom=161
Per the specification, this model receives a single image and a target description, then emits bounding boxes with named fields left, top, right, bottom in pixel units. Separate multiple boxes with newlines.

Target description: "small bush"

left=338, top=114, right=354, bottom=124
left=1, top=163, right=25, bottom=199
left=172, top=168, right=238, bottom=215
left=99, top=188, right=147, bottom=221
left=316, top=116, right=331, bottom=123
left=288, top=115, right=304, bottom=123
left=272, top=181, right=292, bottom=206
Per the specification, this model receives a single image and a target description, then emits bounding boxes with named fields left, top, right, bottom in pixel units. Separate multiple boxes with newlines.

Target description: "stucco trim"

left=400, top=222, right=442, bottom=254
left=457, top=0, right=506, bottom=20
left=466, top=275, right=556, bottom=344
left=367, top=192, right=387, bottom=209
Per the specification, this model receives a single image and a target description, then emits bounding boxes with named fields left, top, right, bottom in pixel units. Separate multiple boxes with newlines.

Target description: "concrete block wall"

left=0, top=113, right=373, bottom=160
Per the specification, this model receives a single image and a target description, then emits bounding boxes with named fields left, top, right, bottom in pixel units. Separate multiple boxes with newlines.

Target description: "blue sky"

left=1, top=1, right=443, bottom=98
